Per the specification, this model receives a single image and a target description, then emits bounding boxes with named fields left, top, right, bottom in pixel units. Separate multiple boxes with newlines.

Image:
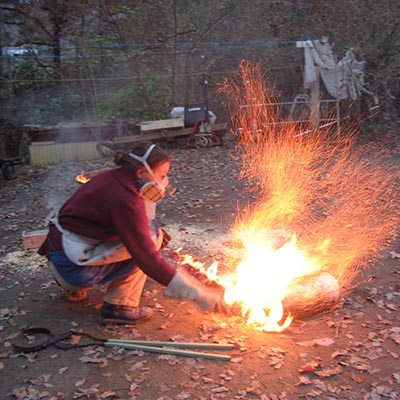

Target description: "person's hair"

left=114, top=142, right=171, bottom=173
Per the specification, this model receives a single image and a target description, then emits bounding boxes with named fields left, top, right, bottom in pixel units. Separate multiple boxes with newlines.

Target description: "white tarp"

left=302, top=38, right=377, bottom=102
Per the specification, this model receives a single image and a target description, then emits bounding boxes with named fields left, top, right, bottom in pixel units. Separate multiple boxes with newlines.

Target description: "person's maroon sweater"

left=38, top=167, right=176, bottom=286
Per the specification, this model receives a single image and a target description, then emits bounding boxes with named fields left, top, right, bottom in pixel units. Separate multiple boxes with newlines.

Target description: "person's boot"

left=63, top=288, right=88, bottom=302
left=100, top=302, right=154, bottom=325
left=48, top=261, right=88, bottom=302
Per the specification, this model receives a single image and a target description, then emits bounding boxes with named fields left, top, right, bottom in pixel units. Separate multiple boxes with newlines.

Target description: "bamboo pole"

left=105, top=342, right=231, bottom=361
left=107, top=339, right=234, bottom=350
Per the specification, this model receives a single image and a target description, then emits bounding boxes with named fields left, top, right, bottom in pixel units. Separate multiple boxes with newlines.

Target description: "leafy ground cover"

left=0, top=133, right=399, bottom=399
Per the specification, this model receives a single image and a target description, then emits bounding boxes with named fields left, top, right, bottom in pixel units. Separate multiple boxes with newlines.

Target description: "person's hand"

left=164, top=267, right=216, bottom=311
left=164, top=268, right=241, bottom=315
left=161, top=228, right=171, bottom=249
left=195, top=286, right=222, bottom=312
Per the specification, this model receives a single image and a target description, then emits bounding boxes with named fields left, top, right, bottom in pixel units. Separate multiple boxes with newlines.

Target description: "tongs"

left=13, top=327, right=234, bottom=361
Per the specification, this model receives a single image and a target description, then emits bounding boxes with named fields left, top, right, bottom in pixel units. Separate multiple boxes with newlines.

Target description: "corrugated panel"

left=29, top=142, right=102, bottom=165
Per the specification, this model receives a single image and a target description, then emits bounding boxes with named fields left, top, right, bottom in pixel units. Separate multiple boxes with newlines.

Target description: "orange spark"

left=208, top=60, right=399, bottom=330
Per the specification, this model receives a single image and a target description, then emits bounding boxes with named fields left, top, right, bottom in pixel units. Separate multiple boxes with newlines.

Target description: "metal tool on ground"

left=13, top=327, right=233, bottom=362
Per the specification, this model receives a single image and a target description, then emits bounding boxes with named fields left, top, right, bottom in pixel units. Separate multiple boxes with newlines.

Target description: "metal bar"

left=260, top=118, right=336, bottom=125
left=105, top=342, right=231, bottom=361
left=294, top=120, right=338, bottom=137
left=107, top=339, right=234, bottom=350
left=240, top=99, right=337, bottom=108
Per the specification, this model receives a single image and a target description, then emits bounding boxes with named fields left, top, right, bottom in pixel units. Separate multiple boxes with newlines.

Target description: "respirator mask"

left=129, top=144, right=176, bottom=203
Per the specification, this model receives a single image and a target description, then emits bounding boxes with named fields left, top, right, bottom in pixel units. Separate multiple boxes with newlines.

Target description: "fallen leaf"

left=351, top=375, right=364, bottom=383
left=99, top=391, right=119, bottom=399
left=331, top=350, right=348, bottom=359
left=315, top=365, right=343, bottom=378
left=175, top=391, right=190, bottom=399
left=211, top=386, right=229, bottom=393
left=298, top=361, right=321, bottom=373
left=79, top=355, right=108, bottom=364
left=296, top=376, right=312, bottom=386
left=303, top=389, right=323, bottom=397
left=246, top=386, right=261, bottom=394
left=393, top=372, right=400, bottom=384
left=389, top=251, right=400, bottom=258
left=0, top=308, right=11, bottom=318
left=388, top=327, right=400, bottom=344
left=159, top=321, right=170, bottom=329
left=297, top=338, right=335, bottom=347
left=128, top=361, right=147, bottom=371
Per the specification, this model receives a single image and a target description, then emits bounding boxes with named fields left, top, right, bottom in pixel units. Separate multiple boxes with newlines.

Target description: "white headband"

left=129, top=144, right=156, bottom=176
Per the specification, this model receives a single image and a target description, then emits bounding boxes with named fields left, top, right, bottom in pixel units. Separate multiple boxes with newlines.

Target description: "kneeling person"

left=38, top=142, right=223, bottom=325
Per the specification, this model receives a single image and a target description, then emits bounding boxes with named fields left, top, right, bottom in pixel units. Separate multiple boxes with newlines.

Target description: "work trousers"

left=47, top=225, right=163, bottom=307
left=48, top=259, right=147, bottom=307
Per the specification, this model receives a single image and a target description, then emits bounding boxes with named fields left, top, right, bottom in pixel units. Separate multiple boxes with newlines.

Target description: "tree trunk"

left=52, top=29, right=62, bottom=80
left=171, top=0, right=178, bottom=105
left=133, top=63, right=158, bottom=120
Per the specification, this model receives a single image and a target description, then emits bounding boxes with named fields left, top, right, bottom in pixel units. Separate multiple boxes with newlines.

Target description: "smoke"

left=43, top=164, right=82, bottom=225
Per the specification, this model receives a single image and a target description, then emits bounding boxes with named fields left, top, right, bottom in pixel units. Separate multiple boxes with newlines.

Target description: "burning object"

left=75, top=169, right=111, bottom=184
left=284, top=272, right=340, bottom=313
left=220, top=230, right=342, bottom=330
left=76, top=172, right=90, bottom=184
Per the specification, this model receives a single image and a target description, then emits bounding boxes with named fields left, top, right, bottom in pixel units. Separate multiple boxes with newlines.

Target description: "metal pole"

left=335, top=66, right=341, bottom=135
left=310, top=68, right=320, bottom=132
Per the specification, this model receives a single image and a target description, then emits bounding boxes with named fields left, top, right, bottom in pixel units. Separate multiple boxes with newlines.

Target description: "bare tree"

left=6, top=0, right=84, bottom=79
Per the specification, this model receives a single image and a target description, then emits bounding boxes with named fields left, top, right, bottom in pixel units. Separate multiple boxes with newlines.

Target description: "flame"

left=174, top=61, right=399, bottom=332
left=76, top=172, right=90, bottom=184
left=222, top=232, right=306, bottom=332
left=175, top=232, right=324, bottom=332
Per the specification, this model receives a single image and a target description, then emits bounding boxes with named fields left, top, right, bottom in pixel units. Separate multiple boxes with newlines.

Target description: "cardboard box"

left=21, top=229, right=49, bottom=250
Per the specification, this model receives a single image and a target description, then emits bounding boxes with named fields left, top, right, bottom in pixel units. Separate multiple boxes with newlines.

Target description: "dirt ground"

left=1, top=133, right=400, bottom=400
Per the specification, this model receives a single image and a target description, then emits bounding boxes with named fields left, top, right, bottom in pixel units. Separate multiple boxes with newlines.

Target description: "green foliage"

left=96, top=84, right=147, bottom=120
left=96, top=73, right=172, bottom=121
left=12, top=59, right=49, bottom=95
left=13, top=87, right=83, bottom=126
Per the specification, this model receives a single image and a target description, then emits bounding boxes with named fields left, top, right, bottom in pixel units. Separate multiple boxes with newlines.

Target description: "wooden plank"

left=140, top=118, right=184, bottom=132
left=21, top=229, right=49, bottom=250
left=25, top=120, right=140, bottom=133
left=31, top=141, right=56, bottom=145
left=113, top=123, right=227, bottom=145
left=112, top=129, right=190, bottom=145
left=112, top=129, right=189, bottom=145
